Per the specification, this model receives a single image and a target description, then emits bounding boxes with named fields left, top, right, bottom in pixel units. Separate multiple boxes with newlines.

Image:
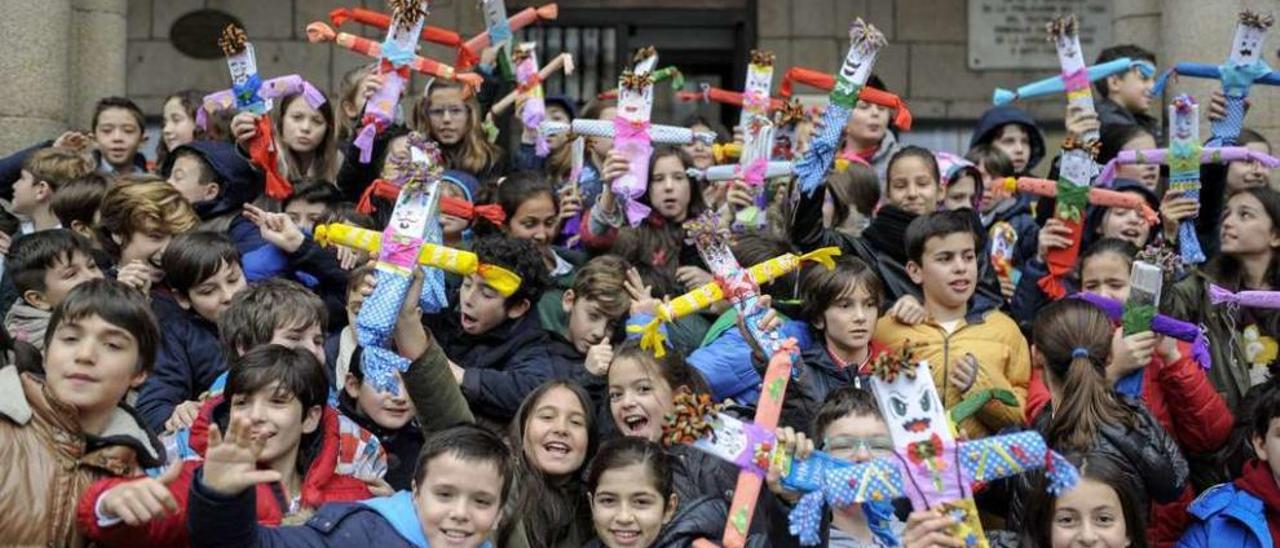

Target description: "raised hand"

left=99, top=462, right=183, bottom=526
left=1036, top=218, right=1074, bottom=262
left=948, top=353, right=979, bottom=394
left=623, top=267, right=658, bottom=316
left=243, top=203, right=304, bottom=253
left=164, top=400, right=202, bottom=433
left=116, top=260, right=156, bottom=295
left=584, top=339, right=614, bottom=377
left=200, top=416, right=282, bottom=497
left=230, top=111, right=259, bottom=145
left=765, top=426, right=815, bottom=504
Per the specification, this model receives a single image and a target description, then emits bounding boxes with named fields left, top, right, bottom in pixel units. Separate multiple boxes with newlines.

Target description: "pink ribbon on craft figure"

left=612, top=116, right=654, bottom=226
left=1209, top=284, right=1280, bottom=309
left=737, top=158, right=769, bottom=187
left=380, top=236, right=425, bottom=271
left=354, top=71, right=409, bottom=163
left=1097, top=146, right=1280, bottom=187
left=1062, top=67, right=1090, bottom=92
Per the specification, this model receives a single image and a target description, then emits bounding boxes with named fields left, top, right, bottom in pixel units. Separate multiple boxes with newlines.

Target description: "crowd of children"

left=2, top=12, right=1280, bottom=548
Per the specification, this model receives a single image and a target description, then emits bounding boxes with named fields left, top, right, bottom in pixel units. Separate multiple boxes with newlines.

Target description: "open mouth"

left=543, top=441, right=572, bottom=456
left=903, top=418, right=931, bottom=433
left=1241, top=48, right=1254, bottom=57
left=948, top=280, right=971, bottom=293
left=610, top=529, right=642, bottom=544
left=439, top=528, right=474, bottom=542
left=622, top=413, right=650, bottom=434
left=1120, top=228, right=1142, bottom=241
left=460, top=312, right=479, bottom=331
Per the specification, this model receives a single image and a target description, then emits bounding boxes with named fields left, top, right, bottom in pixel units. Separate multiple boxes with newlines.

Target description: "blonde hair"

left=336, top=64, right=375, bottom=143
left=95, top=181, right=198, bottom=260
left=23, top=147, right=95, bottom=192
left=410, top=80, right=502, bottom=176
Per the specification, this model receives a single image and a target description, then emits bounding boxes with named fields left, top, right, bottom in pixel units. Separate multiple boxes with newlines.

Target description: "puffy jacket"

left=0, top=365, right=165, bottom=546
left=1179, top=482, right=1273, bottom=548
left=667, top=443, right=799, bottom=546
left=1164, top=271, right=1256, bottom=410
left=78, top=395, right=381, bottom=546
left=426, top=308, right=558, bottom=426
left=689, top=310, right=814, bottom=405
left=3, top=299, right=50, bottom=353
left=135, top=307, right=227, bottom=432
left=874, top=309, right=1031, bottom=438
left=800, top=333, right=888, bottom=404
left=969, top=106, right=1047, bottom=175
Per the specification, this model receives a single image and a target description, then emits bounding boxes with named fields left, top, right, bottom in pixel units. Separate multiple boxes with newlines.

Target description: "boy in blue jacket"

left=187, top=423, right=510, bottom=548
left=1181, top=380, right=1280, bottom=547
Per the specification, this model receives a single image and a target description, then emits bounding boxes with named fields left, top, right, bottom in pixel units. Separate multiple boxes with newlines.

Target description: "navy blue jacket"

left=136, top=296, right=226, bottom=431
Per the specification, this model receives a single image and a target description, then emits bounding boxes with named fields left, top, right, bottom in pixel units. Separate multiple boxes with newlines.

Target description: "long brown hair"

left=1032, top=299, right=1138, bottom=451
left=275, top=92, right=339, bottom=183
left=612, top=147, right=704, bottom=277
left=410, top=80, right=502, bottom=176
left=1208, top=186, right=1280, bottom=290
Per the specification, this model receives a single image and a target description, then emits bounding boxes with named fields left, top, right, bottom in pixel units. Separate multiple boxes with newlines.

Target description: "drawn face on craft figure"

left=618, top=56, right=657, bottom=123
left=1170, top=97, right=1198, bottom=142
left=1229, top=17, right=1269, bottom=66
left=869, top=361, right=949, bottom=447
left=389, top=2, right=425, bottom=47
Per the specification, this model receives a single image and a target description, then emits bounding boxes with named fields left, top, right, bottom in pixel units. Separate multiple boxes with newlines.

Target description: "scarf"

left=1235, top=459, right=1280, bottom=543
left=862, top=205, right=916, bottom=265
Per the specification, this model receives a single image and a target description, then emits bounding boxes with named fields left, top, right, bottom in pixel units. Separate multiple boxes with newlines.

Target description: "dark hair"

left=905, top=209, right=977, bottom=266
left=1098, top=124, right=1154, bottom=165
left=413, top=423, right=515, bottom=503
left=50, top=173, right=108, bottom=230
left=680, top=114, right=725, bottom=142
left=226, top=344, right=329, bottom=412
left=826, top=162, right=881, bottom=227
left=91, top=96, right=145, bottom=132
left=964, top=143, right=1015, bottom=179
left=799, top=255, right=884, bottom=325
left=46, top=278, right=159, bottom=374
left=1239, top=128, right=1271, bottom=150
left=8, top=229, right=98, bottom=296
left=1223, top=378, right=1280, bottom=477
left=1022, top=452, right=1148, bottom=548
left=611, top=339, right=711, bottom=410
left=612, top=147, right=705, bottom=277
left=732, top=234, right=801, bottom=301
left=162, top=231, right=242, bottom=295
left=276, top=92, right=339, bottom=182
left=586, top=437, right=673, bottom=501
left=470, top=234, right=551, bottom=309
left=502, top=380, right=597, bottom=547
left=321, top=202, right=379, bottom=230
left=283, top=179, right=343, bottom=210
left=155, top=90, right=205, bottom=169
left=486, top=170, right=557, bottom=233
left=171, top=148, right=215, bottom=185
left=571, top=255, right=632, bottom=321
left=1252, top=378, right=1280, bottom=442
left=1032, top=300, right=1138, bottom=451
left=641, top=146, right=705, bottom=216
left=812, top=386, right=883, bottom=440
left=219, top=278, right=327, bottom=358
left=1093, top=45, right=1156, bottom=98
left=1079, top=238, right=1138, bottom=277
left=1209, top=187, right=1280, bottom=290
left=886, top=145, right=941, bottom=186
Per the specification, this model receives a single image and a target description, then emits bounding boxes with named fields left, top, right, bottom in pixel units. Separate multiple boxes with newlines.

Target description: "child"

left=135, top=231, right=247, bottom=432
left=156, top=90, right=202, bottom=169
left=338, top=347, right=421, bottom=491
left=411, top=80, right=504, bottom=180
left=50, top=172, right=108, bottom=243
left=282, top=179, right=343, bottom=234
left=231, top=91, right=341, bottom=184
left=874, top=209, right=1030, bottom=438
left=438, top=169, right=484, bottom=247
left=163, top=140, right=288, bottom=282
left=79, top=344, right=383, bottom=546
left=797, top=256, right=886, bottom=402
left=185, top=423, right=511, bottom=548
left=13, top=147, right=95, bottom=233
left=838, top=75, right=902, bottom=182
left=1093, top=45, right=1159, bottom=140
left=328, top=264, right=371, bottom=385
left=967, top=143, right=1032, bottom=300
left=969, top=105, right=1047, bottom=177
left=91, top=97, right=149, bottom=175
left=94, top=178, right=200, bottom=285
left=422, top=234, right=555, bottom=426
left=512, top=95, right=577, bottom=174
left=1181, top=379, right=1280, bottom=547
left=821, top=159, right=879, bottom=238
left=680, top=114, right=720, bottom=171
left=936, top=151, right=983, bottom=211
left=1019, top=452, right=1150, bottom=548
left=1023, top=299, right=1187, bottom=521
left=5, top=229, right=104, bottom=352
left=549, top=254, right=631, bottom=432
left=1098, top=124, right=1161, bottom=192
left=0, top=279, right=163, bottom=545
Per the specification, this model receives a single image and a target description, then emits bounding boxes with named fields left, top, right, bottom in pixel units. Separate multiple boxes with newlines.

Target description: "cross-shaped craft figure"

left=1153, top=11, right=1279, bottom=146
left=1094, top=94, right=1280, bottom=263
left=306, top=0, right=482, bottom=163
left=200, top=25, right=327, bottom=201
left=664, top=349, right=1081, bottom=547
left=513, top=42, right=551, bottom=156
left=990, top=57, right=1153, bottom=106
left=729, top=50, right=780, bottom=232
left=540, top=48, right=715, bottom=226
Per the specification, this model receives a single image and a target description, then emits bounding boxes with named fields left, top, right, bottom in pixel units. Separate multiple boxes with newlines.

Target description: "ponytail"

left=1033, top=299, right=1137, bottom=451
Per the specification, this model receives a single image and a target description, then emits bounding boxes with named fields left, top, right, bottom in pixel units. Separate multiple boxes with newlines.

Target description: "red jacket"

left=75, top=396, right=379, bottom=547
left=1024, top=339, right=1232, bottom=548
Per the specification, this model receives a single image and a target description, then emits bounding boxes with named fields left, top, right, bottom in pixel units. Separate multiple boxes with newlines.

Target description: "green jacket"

left=1165, top=271, right=1255, bottom=410
left=403, top=342, right=475, bottom=433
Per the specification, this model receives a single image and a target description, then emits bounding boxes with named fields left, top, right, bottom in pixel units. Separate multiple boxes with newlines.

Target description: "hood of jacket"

left=4, top=300, right=50, bottom=351
left=969, top=105, right=1047, bottom=173
left=162, top=140, right=263, bottom=220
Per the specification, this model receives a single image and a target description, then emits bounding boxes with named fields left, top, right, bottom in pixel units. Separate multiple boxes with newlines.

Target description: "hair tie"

left=1071, top=347, right=1090, bottom=359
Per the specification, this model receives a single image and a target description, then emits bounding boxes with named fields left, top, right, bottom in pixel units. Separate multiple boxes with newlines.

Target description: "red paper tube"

left=328, top=8, right=464, bottom=48
left=458, top=4, right=558, bottom=68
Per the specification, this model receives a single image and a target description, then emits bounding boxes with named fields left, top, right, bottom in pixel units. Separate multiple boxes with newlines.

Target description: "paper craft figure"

left=1208, top=284, right=1280, bottom=310
left=328, top=5, right=473, bottom=66
left=459, top=3, right=558, bottom=70
left=539, top=48, right=715, bottom=226
left=511, top=43, right=552, bottom=156
left=991, top=57, right=1153, bottom=106
left=1038, top=15, right=1106, bottom=299
left=306, top=0, right=482, bottom=163
left=731, top=50, right=779, bottom=231
left=1153, top=11, right=1280, bottom=145
left=634, top=245, right=841, bottom=357
left=987, top=176, right=1160, bottom=225
left=560, top=137, right=587, bottom=247
left=680, top=211, right=801, bottom=546
left=689, top=161, right=794, bottom=183
left=200, top=25, right=327, bottom=201
left=1076, top=292, right=1211, bottom=368
left=489, top=53, right=574, bottom=117
left=794, top=19, right=886, bottom=198
left=664, top=352, right=1080, bottom=547
left=596, top=66, right=685, bottom=101
left=775, top=67, right=914, bottom=130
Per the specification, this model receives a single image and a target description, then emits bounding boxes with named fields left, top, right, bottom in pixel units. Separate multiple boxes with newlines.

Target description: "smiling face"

left=522, top=385, right=590, bottom=477
left=886, top=155, right=940, bottom=216
left=590, top=463, right=675, bottom=548
left=94, top=107, right=143, bottom=170
left=1227, top=141, right=1273, bottom=192
left=608, top=356, right=674, bottom=442
left=117, top=226, right=173, bottom=283
left=1099, top=205, right=1150, bottom=247
left=162, top=97, right=196, bottom=151
left=268, top=322, right=326, bottom=364
left=228, top=380, right=322, bottom=466
left=648, top=155, right=693, bottom=222
left=907, top=232, right=978, bottom=312
left=44, top=313, right=146, bottom=421
left=1050, top=477, right=1131, bottom=548
left=505, top=193, right=558, bottom=254
left=415, top=453, right=504, bottom=548
left=346, top=369, right=415, bottom=430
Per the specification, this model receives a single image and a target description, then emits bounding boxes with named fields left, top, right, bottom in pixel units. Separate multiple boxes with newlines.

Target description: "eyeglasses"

left=427, top=106, right=467, bottom=119
left=823, top=435, right=894, bottom=459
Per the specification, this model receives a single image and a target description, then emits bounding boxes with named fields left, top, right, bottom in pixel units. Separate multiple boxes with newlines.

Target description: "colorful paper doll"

left=986, top=176, right=1160, bottom=225
left=775, top=67, right=914, bottom=129
left=1153, top=11, right=1280, bottom=145
left=731, top=50, right=779, bottom=231
left=328, top=5, right=472, bottom=65
left=488, top=53, right=574, bottom=118
left=200, top=25, right=326, bottom=200
left=306, top=0, right=482, bottom=163
left=459, top=3, right=558, bottom=70
left=991, top=57, right=1153, bottom=106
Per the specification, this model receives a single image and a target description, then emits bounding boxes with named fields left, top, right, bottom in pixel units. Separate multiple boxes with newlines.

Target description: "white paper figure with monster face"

left=1228, top=14, right=1270, bottom=66
left=869, top=361, right=953, bottom=448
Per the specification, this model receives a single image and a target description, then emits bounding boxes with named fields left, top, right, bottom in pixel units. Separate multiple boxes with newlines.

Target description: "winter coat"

left=1096, top=96, right=1163, bottom=144
left=581, top=495, right=770, bottom=547
left=800, top=335, right=888, bottom=404
left=4, top=299, right=49, bottom=353
left=426, top=308, right=558, bottom=426
left=667, top=443, right=799, bottom=547
left=969, top=106, right=1048, bottom=175
left=336, top=395, right=424, bottom=492
left=0, top=365, right=165, bottom=546
left=535, top=247, right=586, bottom=335
left=135, top=306, right=227, bottom=432
left=1164, top=270, right=1257, bottom=410
left=546, top=331, right=617, bottom=441
left=400, top=340, right=476, bottom=436
left=1179, top=482, right=1273, bottom=548
left=845, top=128, right=901, bottom=186
left=688, top=310, right=814, bottom=405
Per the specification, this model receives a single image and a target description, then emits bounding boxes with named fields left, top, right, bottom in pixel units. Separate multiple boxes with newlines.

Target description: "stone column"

left=1112, top=0, right=1161, bottom=56
left=1159, top=0, right=1280, bottom=145
left=71, top=0, right=129, bottom=130
left=0, top=0, right=72, bottom=155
